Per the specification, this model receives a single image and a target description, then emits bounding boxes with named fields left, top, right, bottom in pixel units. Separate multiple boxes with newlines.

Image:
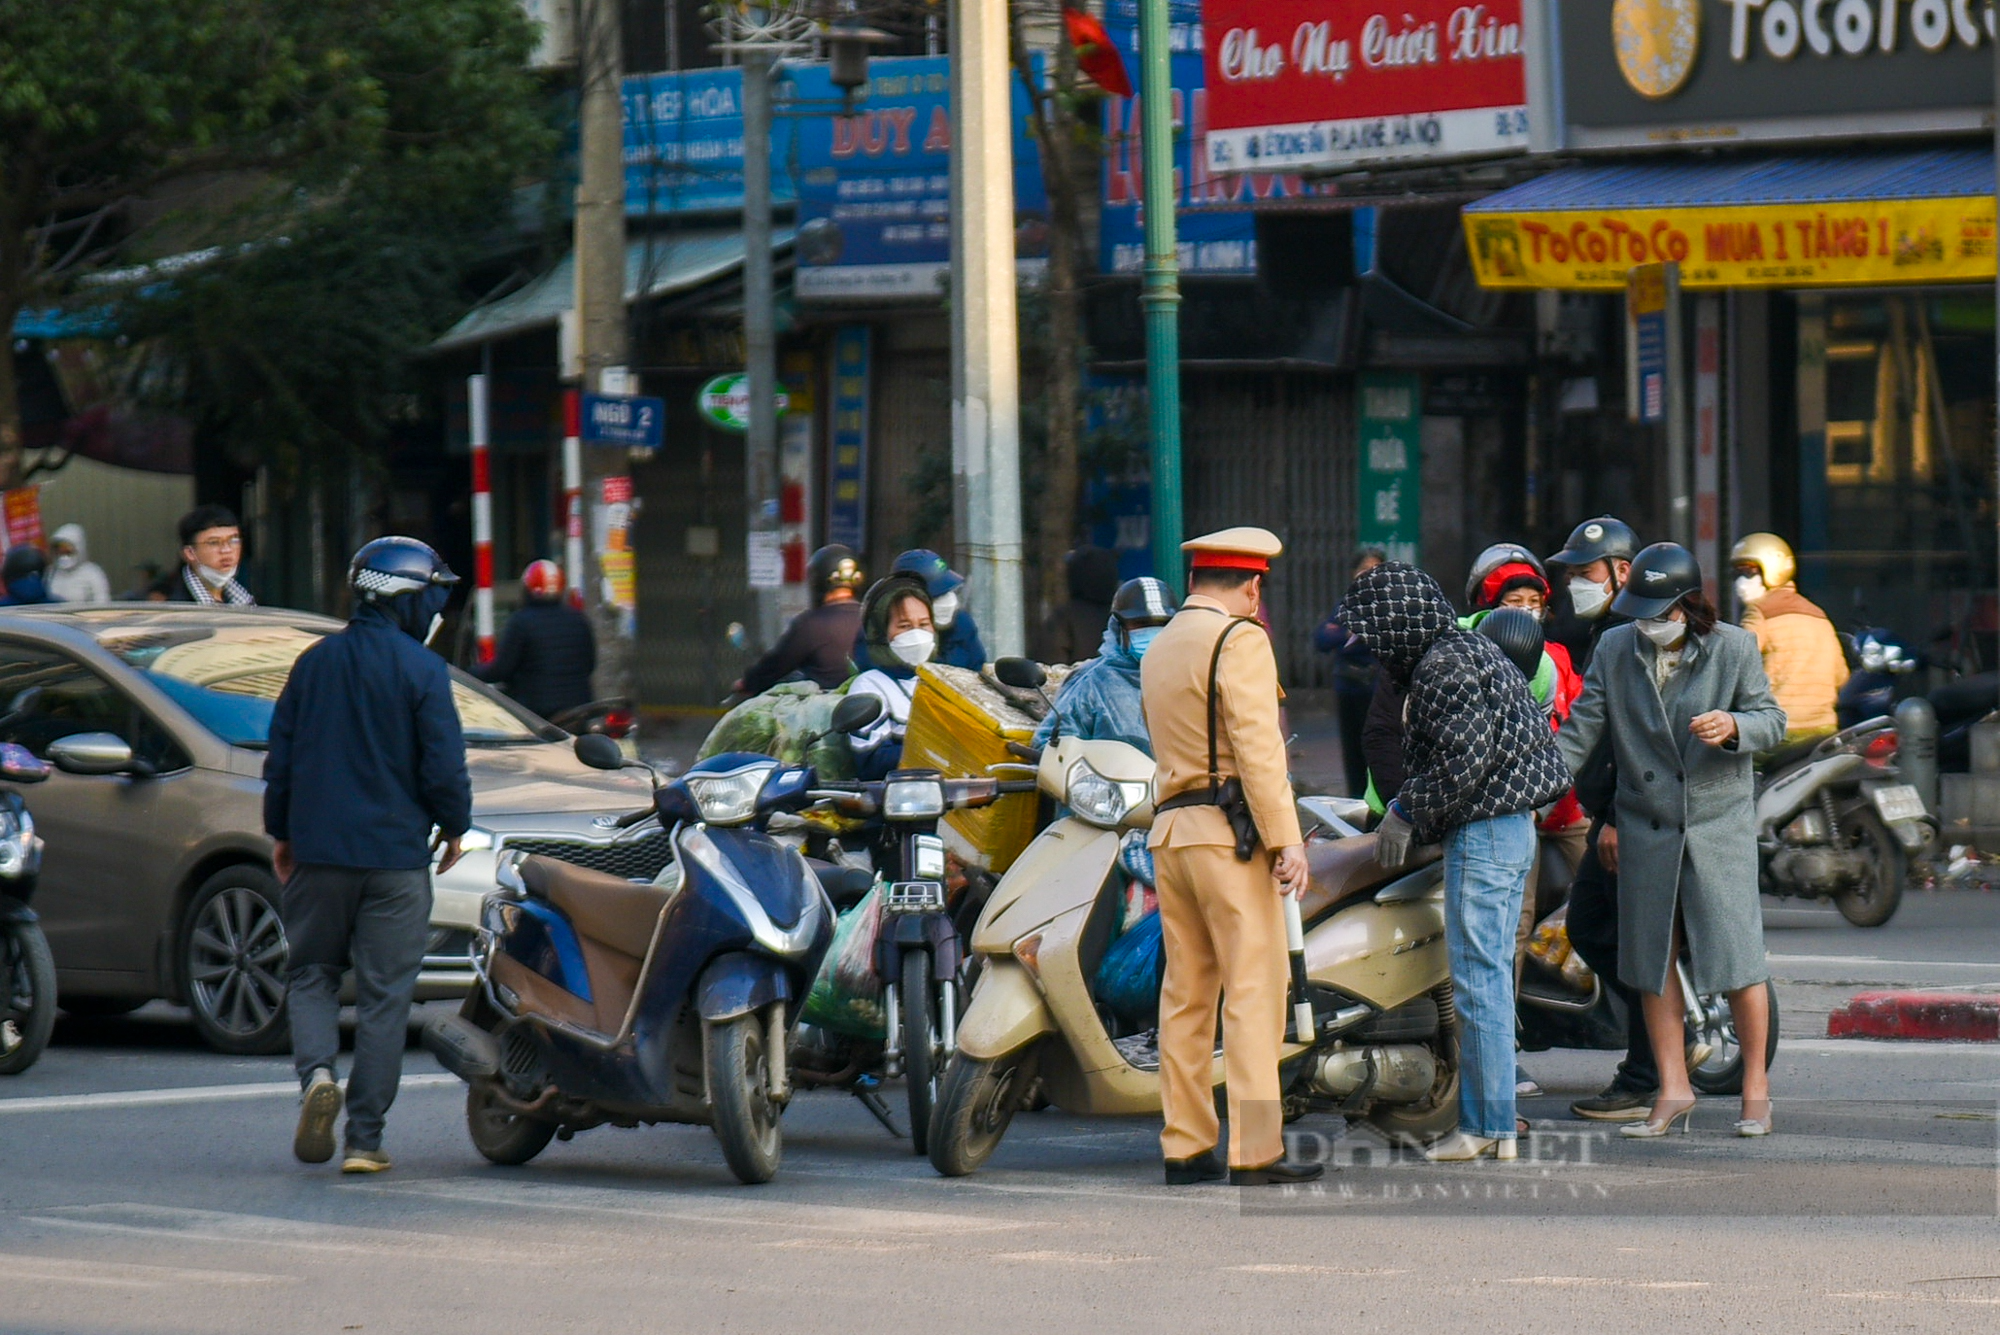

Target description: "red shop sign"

left=1203, top=0, right=1527, bottom=174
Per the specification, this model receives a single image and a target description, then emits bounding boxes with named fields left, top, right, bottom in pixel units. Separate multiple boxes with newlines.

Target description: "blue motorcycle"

left=424, top=698, right=879, bottom=1184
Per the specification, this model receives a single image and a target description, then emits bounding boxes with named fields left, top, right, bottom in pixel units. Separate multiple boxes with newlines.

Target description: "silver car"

left=0, top=604, right=664, bottom=1054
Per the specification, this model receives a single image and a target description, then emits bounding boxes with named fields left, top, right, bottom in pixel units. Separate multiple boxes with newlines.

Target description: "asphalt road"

left=4, top=893, right=1998, bottom=1335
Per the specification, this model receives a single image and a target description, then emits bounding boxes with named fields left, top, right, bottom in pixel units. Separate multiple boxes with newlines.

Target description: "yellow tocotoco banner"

left=1464, top=196, right=1997, bottom=291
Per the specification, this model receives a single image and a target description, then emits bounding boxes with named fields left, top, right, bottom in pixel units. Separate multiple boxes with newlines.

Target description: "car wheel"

left=183, top=866, right=291, bottom=1055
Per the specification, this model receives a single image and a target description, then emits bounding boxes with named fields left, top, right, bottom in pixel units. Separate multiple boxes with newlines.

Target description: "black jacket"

left=1571, top=613, right=1627, bottom=822
left=1340, top=563, right=1571, bottom=844
left=475, top=601, right=597, bottom=719
left=1361, top=675, right=1408, bottom=800
left=264, top=602, right=473, bottom=870
left=740, top=600, right=862, bottom=696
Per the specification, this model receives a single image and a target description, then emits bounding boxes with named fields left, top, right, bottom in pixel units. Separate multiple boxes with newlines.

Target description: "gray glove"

left=1375, top=806, right=1414, bottom=868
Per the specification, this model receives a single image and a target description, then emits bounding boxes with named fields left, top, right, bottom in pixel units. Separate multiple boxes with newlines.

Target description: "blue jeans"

left=1443, top=812, right=1537, bottom=1139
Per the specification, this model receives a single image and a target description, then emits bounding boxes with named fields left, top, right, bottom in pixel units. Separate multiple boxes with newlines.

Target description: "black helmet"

left=807, top=544, right=864, bottom=602
left=2, top=546, right=47, bottom=584
left=858, top=573, right=932, bottom=670
left=1612, top=542, right=1703, bottom=619
left=349, top=536, right=459, bottom=639
left=1548, top=516, right=1639, bottom=569
left=1464, top=543, right=1549, bottom=611
left=1476, top=607, right=1545, bottom=680
left=1109, top=576, right=1176, bottom=652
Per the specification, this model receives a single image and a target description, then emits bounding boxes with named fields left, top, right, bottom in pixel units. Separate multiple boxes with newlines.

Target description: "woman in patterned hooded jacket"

left=1338, top=562, right=1572, bottom=1162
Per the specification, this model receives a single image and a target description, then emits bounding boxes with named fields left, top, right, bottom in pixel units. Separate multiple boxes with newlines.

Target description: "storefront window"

left=1796, top=290, right=1995, bottom=671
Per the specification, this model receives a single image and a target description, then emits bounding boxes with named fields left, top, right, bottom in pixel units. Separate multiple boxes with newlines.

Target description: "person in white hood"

left=47, top=524, right=111, bottom=604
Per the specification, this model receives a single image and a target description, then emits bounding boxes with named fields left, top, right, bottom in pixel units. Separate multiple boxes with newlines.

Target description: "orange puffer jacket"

left=1741, top=586, right=1848, bottom=737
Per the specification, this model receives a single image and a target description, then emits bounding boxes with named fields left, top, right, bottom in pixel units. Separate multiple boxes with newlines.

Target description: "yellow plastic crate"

left=900, top=663, right=1045, bottom=873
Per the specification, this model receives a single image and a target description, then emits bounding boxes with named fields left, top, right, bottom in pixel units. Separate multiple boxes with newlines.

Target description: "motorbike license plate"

left=1871, top=784, right=1927, bottom=824
left=884, top=880, right=946, bottom=913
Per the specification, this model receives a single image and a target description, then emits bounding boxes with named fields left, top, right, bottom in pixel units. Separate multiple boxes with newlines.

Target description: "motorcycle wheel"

left=181, top=866, right=291, bottom=1055
left=0, top=921, right=57, bottom=1075
left=928, top=1047, right=1037, bottom=1177
left=902, top=952, right=938, bottom=1157
left=465, top=1082, right=556, bottom=1166
left=1688, top=979, right=1781, bottom=1097
left=706, top=1012, right=783, bottom=1185
left=1834, top=809, right=1906, bottom=928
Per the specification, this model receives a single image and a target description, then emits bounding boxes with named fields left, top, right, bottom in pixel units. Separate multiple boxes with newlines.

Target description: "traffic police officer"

left=1140, top=527, right=1321, bottom=1186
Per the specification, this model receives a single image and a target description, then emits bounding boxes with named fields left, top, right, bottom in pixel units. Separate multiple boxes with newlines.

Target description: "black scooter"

left=0, top=741, right=54, bottom=1075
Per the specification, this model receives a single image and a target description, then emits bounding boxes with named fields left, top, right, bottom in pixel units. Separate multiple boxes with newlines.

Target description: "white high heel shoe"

left=1424, top=1131, right=1517, bottom=1162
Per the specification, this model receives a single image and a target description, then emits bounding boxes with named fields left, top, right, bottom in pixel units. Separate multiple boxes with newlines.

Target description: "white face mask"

left=1568, top=576, right=1612, bottom=620
left=888, top=628, right=935, bottom=666
left=196, top=563, right=233, bottom=587
left=1734, top=575, right=1767, bottom=607
left=1638, top=616, right=1687, bottom=649
left=931, top=591, right=959, bottom=628
left=53, top=551, right=78, bottom=571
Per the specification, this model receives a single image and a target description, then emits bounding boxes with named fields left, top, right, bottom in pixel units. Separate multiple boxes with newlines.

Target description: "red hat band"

left=1190, top=552, right=1270, bottom=572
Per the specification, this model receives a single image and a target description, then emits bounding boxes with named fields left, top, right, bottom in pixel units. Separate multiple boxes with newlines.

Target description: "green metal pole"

left=1136, top=0, right=1183, bottom=592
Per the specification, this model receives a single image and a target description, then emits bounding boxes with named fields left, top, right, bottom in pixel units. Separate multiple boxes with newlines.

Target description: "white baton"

left=1283, top=894, right=1313, bottom=1042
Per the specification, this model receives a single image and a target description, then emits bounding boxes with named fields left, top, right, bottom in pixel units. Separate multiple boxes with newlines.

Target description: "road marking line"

left=1768, top=955, right=2000, bottom=970
left=1783, top=1040, right=2000, bottom=1056
left=1830, top=1291, right=2000, bottom=1305
left=369, top=1178, right=1031, bottom=1235
left=28, top=1203, right=581, bottom=1265
left=1506, top=1277, right=1708, bottom=1289
left=1231, top=1264, right=1411, bottom=1276
left=0, top=1252, right=289, bottom=1288
left=763, top=1238, right=929, bottom=1253
left=0, top=1073, right=458, bottom=1115
left=990, top=1250, right=1153, bottom=1265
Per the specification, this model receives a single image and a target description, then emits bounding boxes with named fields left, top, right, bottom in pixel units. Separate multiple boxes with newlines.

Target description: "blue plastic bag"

left=1094, top=909, right=1164, bottom=1023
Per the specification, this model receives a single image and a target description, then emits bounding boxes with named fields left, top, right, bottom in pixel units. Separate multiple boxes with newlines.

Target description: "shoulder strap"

left=1204, top=616, right=1260, bottom=798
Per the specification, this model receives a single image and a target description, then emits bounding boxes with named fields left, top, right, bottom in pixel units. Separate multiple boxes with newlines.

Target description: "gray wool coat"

left=1557, top=622, right=1787, bottom=994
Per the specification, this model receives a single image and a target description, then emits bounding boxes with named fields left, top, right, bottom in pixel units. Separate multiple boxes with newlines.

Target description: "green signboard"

left=697, top=373, right=791, bottom=433
left=1357, top=372, right=1421, bottom=566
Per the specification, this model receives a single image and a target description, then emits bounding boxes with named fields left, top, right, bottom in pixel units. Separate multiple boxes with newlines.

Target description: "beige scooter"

left=927, top=666, right=1460, bottom=1177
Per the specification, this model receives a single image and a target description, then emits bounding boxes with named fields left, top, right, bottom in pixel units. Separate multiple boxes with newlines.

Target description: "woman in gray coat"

left=1557, top=544, right=1787, bottom=1139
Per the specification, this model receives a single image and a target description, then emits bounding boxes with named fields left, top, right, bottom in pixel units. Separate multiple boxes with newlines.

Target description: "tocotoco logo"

left=1615, top=0, right=1995, bottom=100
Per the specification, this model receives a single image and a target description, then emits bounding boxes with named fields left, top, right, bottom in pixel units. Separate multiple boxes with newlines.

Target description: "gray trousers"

left=282, top=865, right=432, bottom=1150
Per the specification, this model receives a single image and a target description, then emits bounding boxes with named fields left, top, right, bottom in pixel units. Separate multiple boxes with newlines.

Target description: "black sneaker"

left=1570, top=1083, right=1656, bottom=1121
left=1164, top=1150, right=1227, bottom=1185
left=293, top=1068, right=342, bottom=1164
left=1229, top=1159, right=1327, bottom=1186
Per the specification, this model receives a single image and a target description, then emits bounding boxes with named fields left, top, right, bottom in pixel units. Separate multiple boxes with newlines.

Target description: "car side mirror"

left=994, top=657, right=1046, bottom=690
left=831, top=693, right=883, bottom=735
left=573, top=733, right=625, bottom=771
left=47, top=732, right=137, bottom=777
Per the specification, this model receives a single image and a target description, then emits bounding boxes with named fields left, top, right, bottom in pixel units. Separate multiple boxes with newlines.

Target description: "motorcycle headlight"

left=684, top=765, right=773, bottom=826
left=0, top=806, right=30, bottom=878
left=883, top=778, right=946, bottom=819
left=1065, top=760, right=1149, bottom=828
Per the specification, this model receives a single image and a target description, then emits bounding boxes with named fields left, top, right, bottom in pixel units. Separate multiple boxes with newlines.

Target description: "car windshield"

left=95, top=625, right=552, bottom=747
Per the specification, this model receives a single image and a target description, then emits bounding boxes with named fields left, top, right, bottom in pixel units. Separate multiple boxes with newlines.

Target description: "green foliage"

left=0, top=0, right=556, bottom=479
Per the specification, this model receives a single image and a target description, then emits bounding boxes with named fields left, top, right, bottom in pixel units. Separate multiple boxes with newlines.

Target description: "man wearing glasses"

left=163, top=505, right=256, bottom=605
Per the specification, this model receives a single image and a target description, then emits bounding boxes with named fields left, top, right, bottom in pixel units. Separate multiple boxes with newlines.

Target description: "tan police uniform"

left=1139, top=527, right=1303, bottom=1170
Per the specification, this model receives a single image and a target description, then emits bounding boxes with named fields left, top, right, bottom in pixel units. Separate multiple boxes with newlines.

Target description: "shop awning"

left=1463, top=149, right=1996, bottom=292
left=430, top=227, right=793, bottom=353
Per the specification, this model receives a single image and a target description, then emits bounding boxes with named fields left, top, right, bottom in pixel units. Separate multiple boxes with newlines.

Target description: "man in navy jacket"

left=266, top=537, right=471, bottom=1173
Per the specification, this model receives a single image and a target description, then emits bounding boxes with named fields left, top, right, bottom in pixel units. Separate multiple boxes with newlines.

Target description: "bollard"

left=1895, top=695, right=1939, bottom=816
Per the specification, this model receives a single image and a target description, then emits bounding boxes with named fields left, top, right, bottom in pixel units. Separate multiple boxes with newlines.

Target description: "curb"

left=1826, top=992, right=2000, bottom=1042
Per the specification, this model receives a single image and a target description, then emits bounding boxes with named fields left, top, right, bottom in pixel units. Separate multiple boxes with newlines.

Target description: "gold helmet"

left=1729, top=532, right=1795, bottom=588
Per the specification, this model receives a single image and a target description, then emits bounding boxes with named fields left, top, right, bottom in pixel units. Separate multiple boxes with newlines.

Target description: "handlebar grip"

left=614, top=807, right=654, bottom=829
left=1005, top=740, right=1043, bottom=762
left=995, top=780, right=1041, bottom=795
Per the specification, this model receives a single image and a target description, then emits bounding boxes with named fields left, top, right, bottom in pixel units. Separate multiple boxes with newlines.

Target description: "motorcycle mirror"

left=831, top=693, right=883, bottom=735
left=0, top=741, right=50, bottom=784
left=993, top=657, right=1047, bottom=690
left=573, top=733, right=625, bottom=771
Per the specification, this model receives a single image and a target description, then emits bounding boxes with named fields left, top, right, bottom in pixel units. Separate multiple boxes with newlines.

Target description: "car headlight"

left=883, top=778, right=945, bottom=819
left=1066, top=760, right=1149, bottom=828
left=0, top=806, right=32, bottom=879
left=685, top=765, right=773, bottom=826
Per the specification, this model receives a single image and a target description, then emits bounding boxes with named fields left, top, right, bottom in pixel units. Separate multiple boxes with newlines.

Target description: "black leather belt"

left=1156, top=788, right=1224, bottom=813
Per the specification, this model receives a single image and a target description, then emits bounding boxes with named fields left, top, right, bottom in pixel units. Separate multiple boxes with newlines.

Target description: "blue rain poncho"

left=1032, top=620, right=1152, bottom=754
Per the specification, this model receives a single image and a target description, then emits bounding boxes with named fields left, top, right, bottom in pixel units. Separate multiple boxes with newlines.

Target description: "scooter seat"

left=1300, top=836, right=1440, bottom=921
left=518, top=855, right=670, bottom=957
left=806, top=859, right=874, bottom=911
left=1758, top=734, right=1823, bottom=773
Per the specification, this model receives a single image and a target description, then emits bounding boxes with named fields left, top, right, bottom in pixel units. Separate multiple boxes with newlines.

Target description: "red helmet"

left=523, top=559, right=564, bottom=601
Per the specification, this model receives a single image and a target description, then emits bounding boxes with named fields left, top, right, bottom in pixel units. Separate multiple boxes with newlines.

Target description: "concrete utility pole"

left=1993, top=29, right=1999, bottom=711
left=742, top=46, right=783, bottom=649
left=1136, top=0, right=1184, bottom=592
left=947, top=0, right=1025, bottom=657
left=575, top=0, right=633, bottom=701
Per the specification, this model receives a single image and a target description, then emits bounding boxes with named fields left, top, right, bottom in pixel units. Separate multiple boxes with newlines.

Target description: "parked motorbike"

left=1757, top=716, right=1935, bottom=926
left=0, top=742, right=53, bottom=1075
left=786, top=756, right=1036, bottom=1155
left=422, top=712, right=876, bottom=1184
left=927, top=660, right=1460, bottom=1177
left=548, top=697, right=636, bottom=741
left=1837, top=628, right=1919, bottom=730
